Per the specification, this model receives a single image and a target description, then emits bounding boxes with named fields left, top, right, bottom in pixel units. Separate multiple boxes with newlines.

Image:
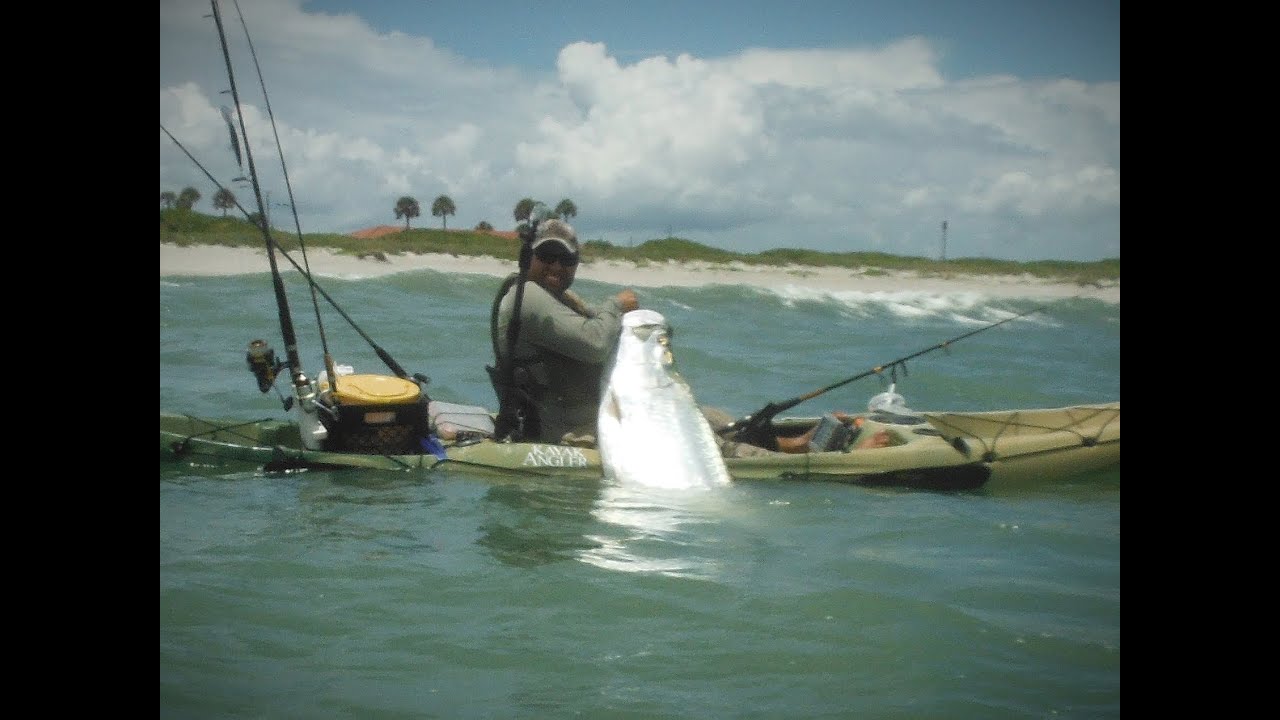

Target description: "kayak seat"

left=429, top=400, right=495, bottom=441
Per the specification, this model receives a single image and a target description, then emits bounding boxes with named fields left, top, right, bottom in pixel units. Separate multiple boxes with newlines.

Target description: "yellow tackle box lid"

left=323, top=373, right=421, bottom=406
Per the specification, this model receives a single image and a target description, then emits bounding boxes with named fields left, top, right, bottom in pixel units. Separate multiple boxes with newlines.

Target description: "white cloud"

left=160, top=0, right=1119, bottom=261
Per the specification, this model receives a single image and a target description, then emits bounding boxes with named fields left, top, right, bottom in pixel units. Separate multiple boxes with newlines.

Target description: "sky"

left=159, top=0, right=1120, bottom=262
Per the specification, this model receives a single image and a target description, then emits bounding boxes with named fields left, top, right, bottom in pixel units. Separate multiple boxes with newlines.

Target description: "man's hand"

left=617, top=289, right=639, bottom=312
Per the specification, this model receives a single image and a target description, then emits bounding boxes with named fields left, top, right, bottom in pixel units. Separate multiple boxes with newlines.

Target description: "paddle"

left=720, top=303, right=1051, bottom=449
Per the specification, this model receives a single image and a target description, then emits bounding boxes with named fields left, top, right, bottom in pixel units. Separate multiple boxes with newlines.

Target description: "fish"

left=597, top=309, right=733, bottom=488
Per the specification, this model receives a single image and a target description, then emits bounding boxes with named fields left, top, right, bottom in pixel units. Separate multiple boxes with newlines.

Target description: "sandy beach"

left=159, top=243, right=1119, bottom=304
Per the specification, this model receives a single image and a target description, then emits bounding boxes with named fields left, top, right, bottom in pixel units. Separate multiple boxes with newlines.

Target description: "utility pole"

left=940, top=220, right=948, bottom=261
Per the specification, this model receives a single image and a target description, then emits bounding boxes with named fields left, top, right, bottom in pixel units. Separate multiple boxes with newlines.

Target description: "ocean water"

left=160, top=263, right=1120, bottom=719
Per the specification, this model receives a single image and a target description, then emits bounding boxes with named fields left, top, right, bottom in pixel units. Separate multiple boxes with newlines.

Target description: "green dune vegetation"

left=160, top=208, right=1119, bottom=287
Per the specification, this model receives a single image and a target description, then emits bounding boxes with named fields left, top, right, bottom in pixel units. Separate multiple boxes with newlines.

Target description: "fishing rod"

left=172, top=0, right=415, bottom=384
left=207, top=0, right=430, bottom=451
left=722, top=303, right=1051, bottom=449
left=208, top=0, right=310, bottom=409
left=227, top=0, right=340, bottom=391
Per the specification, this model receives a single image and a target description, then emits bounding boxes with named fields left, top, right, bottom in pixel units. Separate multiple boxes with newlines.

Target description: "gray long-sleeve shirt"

left=496, top=281, right=626, bottom=442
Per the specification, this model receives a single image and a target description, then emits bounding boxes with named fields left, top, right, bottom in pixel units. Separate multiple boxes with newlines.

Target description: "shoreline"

left=159, top=243, right=1120, bottom=304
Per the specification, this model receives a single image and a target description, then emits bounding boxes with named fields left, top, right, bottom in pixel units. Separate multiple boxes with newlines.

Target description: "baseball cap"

left=532, top=219, right=579, bottom=255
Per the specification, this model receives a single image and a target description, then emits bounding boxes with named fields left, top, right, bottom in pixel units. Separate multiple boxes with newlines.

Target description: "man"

left=489, top=218, right=868, bottom=454
left=492, top=218, right=637, bottom=445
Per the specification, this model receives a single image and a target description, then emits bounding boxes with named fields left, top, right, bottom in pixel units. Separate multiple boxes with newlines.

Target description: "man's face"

left=530, top=244, right=578, bottom=295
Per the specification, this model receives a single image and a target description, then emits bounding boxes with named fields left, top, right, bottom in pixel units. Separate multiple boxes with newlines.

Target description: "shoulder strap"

left=488, top=273, right=540, bottom=441
left=490, top=272, right=521, bottom=362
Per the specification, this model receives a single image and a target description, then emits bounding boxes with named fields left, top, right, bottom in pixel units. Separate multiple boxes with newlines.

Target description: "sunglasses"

left=534, top=244, right=579, bottom=266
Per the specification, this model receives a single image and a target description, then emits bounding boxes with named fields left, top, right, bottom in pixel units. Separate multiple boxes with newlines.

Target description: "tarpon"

left=597, top=309, right=733, bottom=488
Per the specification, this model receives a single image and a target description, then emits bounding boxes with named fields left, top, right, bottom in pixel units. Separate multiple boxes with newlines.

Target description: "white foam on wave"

left=770, top=285, right=1019, bottom=327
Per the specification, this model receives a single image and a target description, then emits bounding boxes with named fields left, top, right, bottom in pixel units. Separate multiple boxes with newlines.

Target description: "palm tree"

left=213, top=188, right=236, bottom=217
left=431, top=195, right=457, bottom=230
left=394, top=195, right=420, bottom=230
left=513, top=198, right=536, bottom=224
left=554, top=199, right=577, bottom=222
left=160, top=190, right=177, bottom=209
left=177, top=186, right=201, bottom=211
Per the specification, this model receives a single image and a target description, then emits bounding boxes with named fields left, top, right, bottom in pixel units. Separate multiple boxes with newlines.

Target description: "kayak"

left=160, top=401, right=1119, bottom=490
left=160, top=8, right=1119, bottom=493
